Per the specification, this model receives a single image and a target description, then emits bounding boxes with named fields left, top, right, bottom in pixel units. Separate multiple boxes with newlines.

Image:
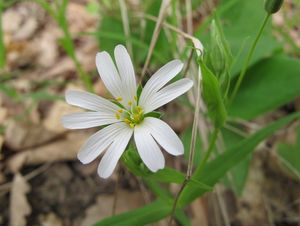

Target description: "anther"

left=136, top=106, right=143, bottom=113
left=124, top=118, right=131, bottom=124
left=116, top=97, right=123, bottom=102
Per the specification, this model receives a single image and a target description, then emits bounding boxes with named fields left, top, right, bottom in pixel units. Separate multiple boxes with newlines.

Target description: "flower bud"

left=265, top=0, right=284, bottom=14
left=206, top=19, right=232, bottom=78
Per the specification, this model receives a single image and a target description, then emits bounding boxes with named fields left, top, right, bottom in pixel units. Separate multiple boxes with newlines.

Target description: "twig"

left=182, top=49, right=194, bottom=77
left=141, top=0, right=171, bottom=79
left=118, top=0, right=132, bottom=56
left=0, top=163, right=52, bottom=196
left=186, top=65, right=202, bottom=179
left=134, top=13, right=203, bottom=56
left=168, top=48, right=203, bottom=226
left=185, top=0, right=193, bottom=35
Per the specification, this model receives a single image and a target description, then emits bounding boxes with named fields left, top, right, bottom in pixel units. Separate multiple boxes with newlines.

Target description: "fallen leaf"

left=9, top=173, right=31, bottom=226
left=7, top=132, right=92, bottom=172
left=39, top=213, right=63, bottom=226
left=81, top=189, right=145, bottom=226
left=67, top=3, right=97, bottom=34
left=0, top=107, right=7, bottom=125
left=5, top=119, right=61, bottom=151
left=43, top=101, right=81, bottom=133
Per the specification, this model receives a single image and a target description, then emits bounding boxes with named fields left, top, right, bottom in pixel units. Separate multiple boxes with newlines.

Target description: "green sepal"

left=136, top=84, right=143, bottom=104
left=110, top=99, right=126, bottom=109
left=144, top=111, right=162, bottom=119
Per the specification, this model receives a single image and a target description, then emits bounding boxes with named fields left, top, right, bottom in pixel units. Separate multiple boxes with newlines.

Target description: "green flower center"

left=114, top=97, right=144, bottom=128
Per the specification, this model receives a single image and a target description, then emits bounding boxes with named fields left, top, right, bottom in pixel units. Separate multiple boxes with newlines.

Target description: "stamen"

left=115, top=113, right=120, bottom=120
left=134, top=96, right=137, bottom=101
left=128, top=101, right=132, bottom=106
left=118, top=109, right=123, bottom=113
left=116, top=97, right=123, bottom=102
left=136, top=106, right=143, bottom=113
left=124, top=118, right=131, bottom=124
left=121, top=105, right=144, bottom=128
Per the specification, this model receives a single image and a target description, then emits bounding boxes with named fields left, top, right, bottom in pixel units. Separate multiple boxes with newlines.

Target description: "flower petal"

left=143, top=78, right=193, bottom=112
left=61, top=112, right=119, bottom=129
left=139, top=60, right=183, bottom=107
left=134, top=124, right=165, bottom=172
left=77, top=123, right=127, bottom=164
left=97, top=124, right=133, bottom=178
left=114, top=45, right=137, bottom=104
left=142, top=117, right=184, bottom=156
left=96, top=51, right=123, bottom=98
left=65, top=90, right=120, bottom=112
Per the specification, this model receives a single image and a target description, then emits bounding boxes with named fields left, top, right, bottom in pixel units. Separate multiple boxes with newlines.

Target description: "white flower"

left=61, top=45, right=193, bottom=178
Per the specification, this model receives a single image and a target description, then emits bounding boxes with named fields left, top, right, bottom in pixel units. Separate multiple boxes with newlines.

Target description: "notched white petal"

left=65, top=90, right=120, bottom=112
left=139, top=59, right=184, bottom=108
left=61, top=112, right=119, bottom=129
left=77, top=123, right=127, bottom=164
left=114, top=45, right=137, bottom=103
left=96, top=51, right=122, bottom=98
left=98, top=124, right=133, bottom=178
left=143, top=78, right=193, bottom=113
left=143, top=117, right=184, bottom=156
left=134, top=124, right=165, bottom=172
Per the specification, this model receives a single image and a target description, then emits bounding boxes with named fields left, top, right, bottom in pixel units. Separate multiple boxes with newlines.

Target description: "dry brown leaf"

left=80, top=189, right=144, bottom=226
left=4, top=119, right=61, bottom=151
left=191, top=199, right=209, bottom=226
left=3, top=10, right=22, bottom=34
left=9, top=173, right=31, bottom=226
left=35, top=28, right=59, bottom=67
left=0, top=107, right=7, bottom=125
left=43, top=101, right=81, bottom=133
left=42, top=56, right=75, bottom=78
left=67, top=3, right=97, bottom=34
left=7, top=132, right=92, bottom=172
left=39, top=213, right=63, bottom=226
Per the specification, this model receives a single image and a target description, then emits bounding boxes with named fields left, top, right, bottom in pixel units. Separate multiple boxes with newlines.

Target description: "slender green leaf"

left=229, top=55, right=300, bottom=119
left=93, top=199, right=172, bottom=226
left=179, top=111, right=300, bottom=206
left=221, top=128, right=250, bottom=195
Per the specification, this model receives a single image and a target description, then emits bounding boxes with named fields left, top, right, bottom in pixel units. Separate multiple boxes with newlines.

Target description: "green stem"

left=167, top=178, right=189, bottom=226
left=230, top=14, right=271, bottom=103
left=195, top=128, right=219, bottom=176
